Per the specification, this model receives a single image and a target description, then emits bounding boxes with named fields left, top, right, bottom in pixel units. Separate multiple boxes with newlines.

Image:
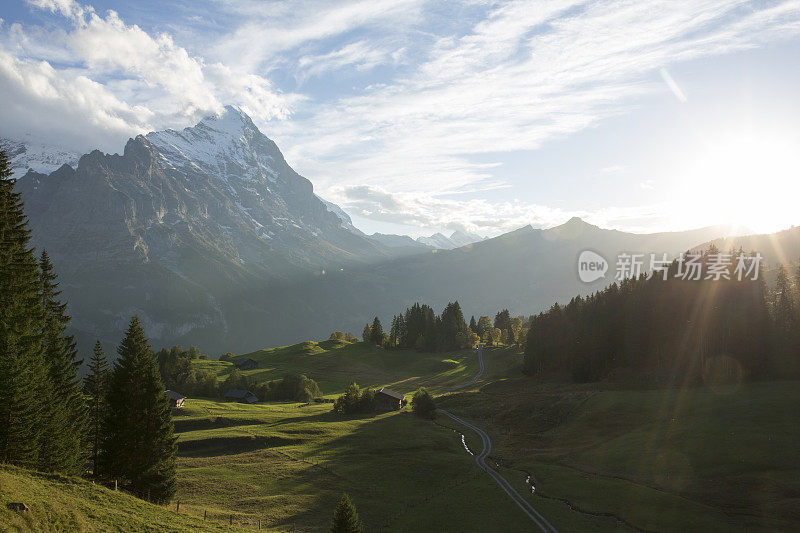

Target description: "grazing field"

left=437, top=349, right=800, bottom=532
left=5, top=342, right=795, bottom=532
left=0, top=466, right=245, bottom=532
left=216, top=339, right=482, bottom=395
left=172, top=398, right=573, bottom=532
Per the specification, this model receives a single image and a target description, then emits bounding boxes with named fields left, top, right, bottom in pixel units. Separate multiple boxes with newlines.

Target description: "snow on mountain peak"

left=144, top=105, right=277, bottom=183
left=1, top=136, right=80, bottom=179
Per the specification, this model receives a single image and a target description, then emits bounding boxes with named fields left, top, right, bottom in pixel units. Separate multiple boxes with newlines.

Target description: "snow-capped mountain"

left=13, top=106, right=395, bottom=351
left=1, top=136, right=80, bottom=179
left=416, top=230, right=484, bottom=249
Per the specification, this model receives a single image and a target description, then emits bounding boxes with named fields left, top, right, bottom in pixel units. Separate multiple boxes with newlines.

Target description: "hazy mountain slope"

left=701, top=226, right=800, bottom=268
left=239, top=218, right=733, bottom=349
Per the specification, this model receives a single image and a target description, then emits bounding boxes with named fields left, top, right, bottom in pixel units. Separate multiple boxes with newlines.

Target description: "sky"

left=1, top=0, right=800, bottom=238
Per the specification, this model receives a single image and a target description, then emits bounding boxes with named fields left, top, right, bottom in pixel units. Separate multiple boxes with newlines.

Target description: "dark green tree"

left=100, top=317, right=177, bottom=502
left=494, top=309, right=511, bottom=332
left=362, top=323, right=371, bottom=343
left=475, top=316, right=492, bottom=337
left=0, top=147, right=45, bottom=467
left=330, top=493, right=363, bottom=533
left=469, top=315, right=478, bottom=334
left=440, top=301, right=468, bottom=350
left=85, top=340, right=110, bottom=477
left=370, top=316, right=383, bottom=345
left=37, top=250, right=86, bottom=474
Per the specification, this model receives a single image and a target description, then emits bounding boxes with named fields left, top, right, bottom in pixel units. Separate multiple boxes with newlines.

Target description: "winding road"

left=439, top=346, right=558, bottom=533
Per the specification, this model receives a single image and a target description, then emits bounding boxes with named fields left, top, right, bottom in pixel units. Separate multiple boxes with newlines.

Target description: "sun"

left=672, top=129, right=800, bottom=234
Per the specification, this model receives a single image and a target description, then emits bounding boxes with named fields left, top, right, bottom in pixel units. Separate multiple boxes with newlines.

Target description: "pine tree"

left=100, top=317, right=177, bottom=502
left=469, top=315, right=478, bottom=334
left=362, top=324, right=371, bottom=343
left=330, top=493, right=363, bottom=533
left=0, top=147, right=45, bottom=467
left=370, top=316, right=383, bottom=345
left=85, top=340, right=110, bottom=477
left=37, top=250, right=86, bottom=474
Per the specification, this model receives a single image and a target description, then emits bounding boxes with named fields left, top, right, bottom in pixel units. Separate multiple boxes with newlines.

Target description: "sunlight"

left=673, top=130, right=800, bottom=234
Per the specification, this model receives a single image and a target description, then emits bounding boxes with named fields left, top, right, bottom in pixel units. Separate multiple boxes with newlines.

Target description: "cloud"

left=0, top=45, right=152, bottom=151
left=271, top=0, right=800, bottom=200
left=210, top=0, right=427, bottom=72
left=296, top=40, right=401, bottom=83
left=0, top=0, right=298, bottom=151
left=334, top=184, right=575, bottom=236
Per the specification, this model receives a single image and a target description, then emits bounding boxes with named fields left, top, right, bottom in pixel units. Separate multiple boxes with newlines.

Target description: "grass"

left=214, top=339, right=480, bottom=395
left=172, top=398, right=568, bottom=532
left=437, top=350, right=800, bottom=532
left=6, top=339, right=797, bottom=531
left=0, top=466, right=247, bottom=532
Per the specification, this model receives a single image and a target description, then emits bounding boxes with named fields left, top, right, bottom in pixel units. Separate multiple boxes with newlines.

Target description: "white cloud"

left=0, top=0, right=297, bottom=152
left=0, top=45, right=152, bottom=151
left=210, top=0, right=427, bottom=72
left=265, top=0, right=800, bottom=233
left=296, top=40, right=401, bottom=83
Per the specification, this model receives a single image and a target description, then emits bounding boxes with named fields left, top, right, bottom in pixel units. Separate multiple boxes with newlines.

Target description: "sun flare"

left=673, top=129, right=800, bottom=234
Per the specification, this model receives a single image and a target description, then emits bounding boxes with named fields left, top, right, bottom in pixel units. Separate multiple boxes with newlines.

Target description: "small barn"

left=164, top=390, right=186, bottom=409
left=233, top=357, right=258, bottom=370
left=224, top=389, right=259, bottom=404
left=375, top=388, right=404, bottom=411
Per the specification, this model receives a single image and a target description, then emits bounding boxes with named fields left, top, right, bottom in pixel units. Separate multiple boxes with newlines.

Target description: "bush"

left=412, top=388, right=436, bottom=419
left=261, top=373, right=321, bottom=402
left=333, top=382, right=375, bottom=415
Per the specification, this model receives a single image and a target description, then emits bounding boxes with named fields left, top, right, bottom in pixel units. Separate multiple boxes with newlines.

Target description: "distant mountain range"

left=3, top=106, right=781, bottom=355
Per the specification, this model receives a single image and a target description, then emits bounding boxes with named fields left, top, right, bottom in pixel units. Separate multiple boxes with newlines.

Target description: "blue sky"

left=2, top=0, right=800, bottom=237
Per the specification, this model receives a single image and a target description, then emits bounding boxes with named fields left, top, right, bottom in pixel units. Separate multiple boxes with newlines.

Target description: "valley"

left=155, top=342, right=800, bottom=531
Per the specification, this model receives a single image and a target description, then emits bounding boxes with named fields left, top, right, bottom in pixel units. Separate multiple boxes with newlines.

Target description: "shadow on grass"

left=177, top=435, right=304, bottom=457
left=173, top=417, right=266, bottom=433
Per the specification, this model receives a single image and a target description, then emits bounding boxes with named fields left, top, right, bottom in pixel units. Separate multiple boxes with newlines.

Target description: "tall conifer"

left=101, top=317, right=177, bottom=502
left=85, top=340, right=110, bottom=476
left=0, top=148, right=45, bottom=467
left=37, top=250, right=86, bottom=474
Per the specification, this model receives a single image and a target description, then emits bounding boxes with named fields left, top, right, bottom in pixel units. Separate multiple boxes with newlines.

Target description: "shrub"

left=333, top=382, right=375, bottom=415
left=261, top=373, right=321, bottom=402
left=412, top=388, right=436, bottom=419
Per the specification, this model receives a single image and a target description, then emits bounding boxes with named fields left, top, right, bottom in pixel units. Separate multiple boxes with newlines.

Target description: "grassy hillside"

left=437, top=353, right=800, bottom=532
left=0, top=466, right=246, bottom=532
left=171, top=398, right=597, bottom=532
left=220, top=339, right=480, bottom=395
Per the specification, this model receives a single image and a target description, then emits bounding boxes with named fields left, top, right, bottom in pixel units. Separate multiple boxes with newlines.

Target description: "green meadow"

left=3, top=340, right=798, bottom=531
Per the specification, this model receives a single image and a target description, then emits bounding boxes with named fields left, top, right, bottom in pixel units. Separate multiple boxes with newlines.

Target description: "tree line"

left=524, top=247, right=799, bottom=384
left=361, top=301, right=528, bottom=351
left=1, top=150, right=176, bottom=502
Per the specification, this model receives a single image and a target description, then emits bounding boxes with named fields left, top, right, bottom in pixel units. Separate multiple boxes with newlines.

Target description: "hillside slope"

left=0, top=466, right=244, bottom=532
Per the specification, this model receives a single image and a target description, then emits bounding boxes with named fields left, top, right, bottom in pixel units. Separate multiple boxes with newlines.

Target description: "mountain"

left=0, top=136, right=80, bottom=179
left=368, top=233, right=431, bottom=251
left=317, top=195, right=365, bottom=236
left=10, top=106, right=410, bottom=353
left=416, top=230, right=484, bottom=249
left=237, top=217, right=737, bottom=346
left=8, top=108, right=740, bottom=356
left=700, top=225, right=800, bottom=269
